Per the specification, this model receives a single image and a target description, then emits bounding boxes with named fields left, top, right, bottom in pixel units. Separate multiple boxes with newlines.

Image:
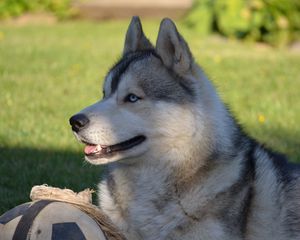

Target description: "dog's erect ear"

left=123, top=16, right=153, bottom=55
left=156, top=18, right=193, bottom=76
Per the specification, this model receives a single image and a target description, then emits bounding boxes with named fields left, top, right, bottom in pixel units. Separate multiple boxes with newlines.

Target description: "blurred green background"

left=0, top=1, right=300, bottom=214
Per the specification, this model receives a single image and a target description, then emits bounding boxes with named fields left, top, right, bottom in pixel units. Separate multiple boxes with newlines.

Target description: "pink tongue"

left=84, top=145, right=98, bottom=155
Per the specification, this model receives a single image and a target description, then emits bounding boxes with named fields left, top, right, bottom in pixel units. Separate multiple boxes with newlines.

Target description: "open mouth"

left=83, top=135, right=146, bottom=159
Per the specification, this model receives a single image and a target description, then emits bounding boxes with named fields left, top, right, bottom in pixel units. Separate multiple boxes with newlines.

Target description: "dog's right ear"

left=156, top=18, right=193, bottom=76
left=123, top=16, right=153, bottom=55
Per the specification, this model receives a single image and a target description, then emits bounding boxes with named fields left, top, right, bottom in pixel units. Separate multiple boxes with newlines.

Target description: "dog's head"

left=69, top=17, right=211, bottom=165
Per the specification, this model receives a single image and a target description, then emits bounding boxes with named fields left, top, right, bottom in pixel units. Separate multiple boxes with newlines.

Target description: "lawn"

left=0, top=20, right=300, bottom=214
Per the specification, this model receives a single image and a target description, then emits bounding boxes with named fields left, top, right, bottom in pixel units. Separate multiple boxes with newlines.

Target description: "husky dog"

left=69, top=17, right=300, bottom=239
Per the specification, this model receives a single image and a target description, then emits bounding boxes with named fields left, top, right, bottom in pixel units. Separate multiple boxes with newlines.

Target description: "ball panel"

left=13, top=200, right=52, bottom=240
left=52, top=222, right=86, bottom=240
left=30, top=202, right=106, bottom=240
left=0, top=216, right=22, bottom=240
left=0, top=203, right=31, bottom=224
left=71, top=210, right=107, bottom=240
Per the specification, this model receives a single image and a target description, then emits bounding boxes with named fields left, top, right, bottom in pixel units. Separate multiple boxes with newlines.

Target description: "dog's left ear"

left=156, top=18, right=193, bottom=76
left=123, top=16, right=153, bottom=55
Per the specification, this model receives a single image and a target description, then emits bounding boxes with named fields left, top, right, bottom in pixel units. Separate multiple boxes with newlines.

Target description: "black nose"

left=69, top=114, right=89, bottom=132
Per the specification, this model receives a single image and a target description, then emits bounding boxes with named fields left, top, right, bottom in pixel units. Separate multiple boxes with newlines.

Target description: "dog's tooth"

left=96, top=145, right=102, bottom=151
left=106, top=147, right=112, bottom=153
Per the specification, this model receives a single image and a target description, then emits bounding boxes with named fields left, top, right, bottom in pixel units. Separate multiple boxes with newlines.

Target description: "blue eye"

left=125, top=94, right=141, bottom=103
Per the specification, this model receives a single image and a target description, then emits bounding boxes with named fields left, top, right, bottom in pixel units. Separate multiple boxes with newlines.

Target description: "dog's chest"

left=99, top=167, right=184, bottom=238
left=99, top=167, right=235, bottom=240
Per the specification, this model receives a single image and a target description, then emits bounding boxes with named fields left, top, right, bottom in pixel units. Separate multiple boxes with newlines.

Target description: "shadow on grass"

left=0, top=147, right=103, bottom=214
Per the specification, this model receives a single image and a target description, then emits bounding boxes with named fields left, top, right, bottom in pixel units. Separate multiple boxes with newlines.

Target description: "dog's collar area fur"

left=174, top=183, right=201, bottom=222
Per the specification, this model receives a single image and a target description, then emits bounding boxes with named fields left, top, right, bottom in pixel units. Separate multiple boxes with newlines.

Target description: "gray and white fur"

left=69, top=17, right=300, bottom=240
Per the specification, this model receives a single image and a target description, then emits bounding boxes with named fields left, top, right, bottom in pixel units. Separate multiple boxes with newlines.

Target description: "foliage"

left=185, top=0, right=300, bottom=46
left=0, top=0, right=75, bottom=19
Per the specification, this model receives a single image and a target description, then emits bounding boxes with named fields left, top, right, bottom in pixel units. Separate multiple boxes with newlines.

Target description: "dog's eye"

left=124, top=94, right=141, bottom=103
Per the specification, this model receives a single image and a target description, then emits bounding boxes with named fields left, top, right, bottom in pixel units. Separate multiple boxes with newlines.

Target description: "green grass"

left=0, top=20, right=300, bottom=214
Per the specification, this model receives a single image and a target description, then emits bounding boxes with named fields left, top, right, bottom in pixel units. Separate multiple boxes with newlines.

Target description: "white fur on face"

left=75, top=69, right=208, bottom=166
left=75, top=72, right=150, bottom=164
left=117, top=72, right=210, bottom=164
left=77, top=96, right=149, bottom=164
